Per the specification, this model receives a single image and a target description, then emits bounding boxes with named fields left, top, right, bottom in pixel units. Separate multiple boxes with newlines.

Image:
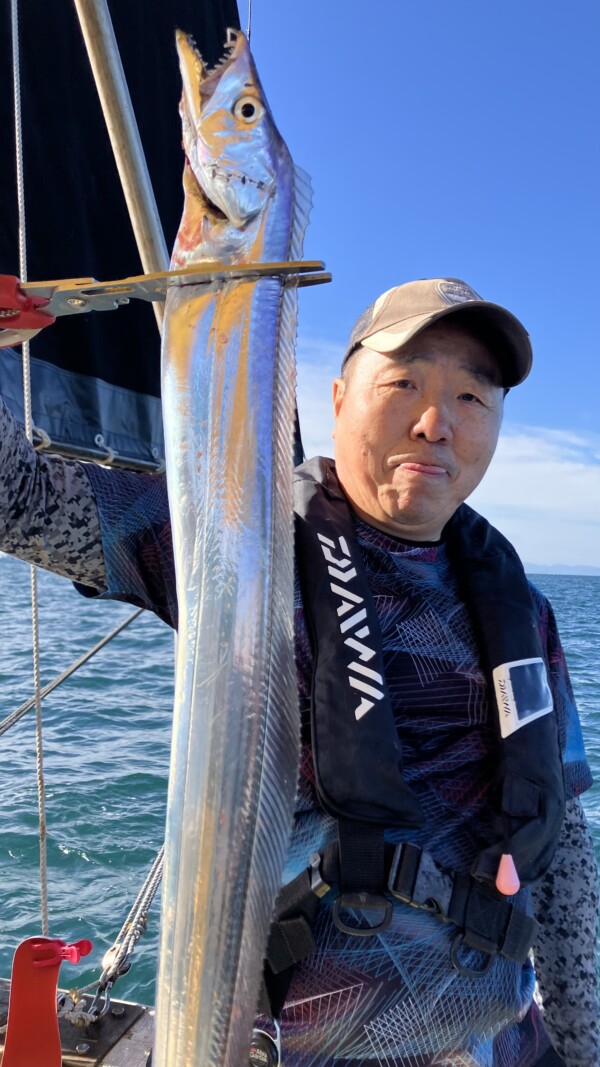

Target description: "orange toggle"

left=496, top=853, right=520, bottom=895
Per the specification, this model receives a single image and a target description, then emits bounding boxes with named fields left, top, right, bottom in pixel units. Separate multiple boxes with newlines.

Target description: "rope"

left=247, top=0, right=253, bottom=41
left=11, top=0, right=49, bottom=938
left=10, top=0, right=26, bottom=286
left=0, top=609, right=144, bottom=737
left=58, top=845, right=165, bottom=1024
left=102, top=844, right=165, bottom=982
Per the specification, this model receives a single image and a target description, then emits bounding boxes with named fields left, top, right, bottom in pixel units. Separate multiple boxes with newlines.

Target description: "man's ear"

left=332, top=377, right=346, bottom=420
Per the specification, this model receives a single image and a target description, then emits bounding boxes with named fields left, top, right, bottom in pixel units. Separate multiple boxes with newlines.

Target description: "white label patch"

left=492, top=657, right=553, bottom=739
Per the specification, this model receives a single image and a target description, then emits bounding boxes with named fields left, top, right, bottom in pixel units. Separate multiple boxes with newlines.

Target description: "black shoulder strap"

left=445, top=505, right=565, bottom=883
left=294, top=457, right=424, bottom=829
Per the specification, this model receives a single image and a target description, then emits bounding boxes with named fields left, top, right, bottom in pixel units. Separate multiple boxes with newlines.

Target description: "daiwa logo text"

left=492, top=657, right=553, bottom=739
left=317, top=532, right=384, bottom=720
left=497, top=677, right=512, bottom=718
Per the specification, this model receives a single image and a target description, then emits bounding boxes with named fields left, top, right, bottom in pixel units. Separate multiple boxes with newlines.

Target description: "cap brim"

left=361, top=301, right=532, bottom=387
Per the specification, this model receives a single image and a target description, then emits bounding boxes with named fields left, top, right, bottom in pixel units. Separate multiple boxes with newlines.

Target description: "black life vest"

left=294, top=456, right=566, bottom=887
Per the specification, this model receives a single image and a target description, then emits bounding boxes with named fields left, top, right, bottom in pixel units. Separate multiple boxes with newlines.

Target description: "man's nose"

left=410, top=402, right=453, bottom=442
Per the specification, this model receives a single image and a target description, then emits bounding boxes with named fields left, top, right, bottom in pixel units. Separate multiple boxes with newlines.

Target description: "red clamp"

left=0, top=274, right=55, bottom=331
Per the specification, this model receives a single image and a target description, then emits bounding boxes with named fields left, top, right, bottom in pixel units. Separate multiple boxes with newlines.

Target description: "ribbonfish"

left=154, top=28, right=309, bottom=1067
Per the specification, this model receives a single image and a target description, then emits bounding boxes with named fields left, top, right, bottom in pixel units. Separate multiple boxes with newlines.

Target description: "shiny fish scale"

left=153, top=29, right=309, bottom=1067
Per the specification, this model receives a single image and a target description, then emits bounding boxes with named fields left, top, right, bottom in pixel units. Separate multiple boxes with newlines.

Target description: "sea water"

left=0, top=555, right=599, bottom=1006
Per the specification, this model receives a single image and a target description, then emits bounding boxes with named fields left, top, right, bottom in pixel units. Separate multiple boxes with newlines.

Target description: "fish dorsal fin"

left=290, top=164, right=313, bottom=265
left=276, top=163, right=313, bottom=464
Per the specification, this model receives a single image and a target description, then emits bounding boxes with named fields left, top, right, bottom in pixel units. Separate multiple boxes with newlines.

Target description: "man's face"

left=332, top=321, right=504, bottom=540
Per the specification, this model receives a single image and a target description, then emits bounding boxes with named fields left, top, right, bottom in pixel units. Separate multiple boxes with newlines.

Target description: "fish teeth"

left=202, top=28, right=240, bottom=76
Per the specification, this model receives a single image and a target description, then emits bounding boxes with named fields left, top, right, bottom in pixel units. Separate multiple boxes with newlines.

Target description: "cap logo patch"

left=437, top=280, right=482, bottom=306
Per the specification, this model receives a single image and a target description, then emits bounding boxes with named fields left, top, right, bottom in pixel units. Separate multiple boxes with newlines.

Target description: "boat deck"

left=0, top=979, right=154, bottom=1066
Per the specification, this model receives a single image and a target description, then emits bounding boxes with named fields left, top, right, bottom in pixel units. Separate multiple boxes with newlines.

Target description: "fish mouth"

left=181, top=28, right=241, bottom=97
left=190, top=162, right=229, bottom=222
left=203, top=28, right=241, bottom=81
left=197, top=161, right=272, bottom=228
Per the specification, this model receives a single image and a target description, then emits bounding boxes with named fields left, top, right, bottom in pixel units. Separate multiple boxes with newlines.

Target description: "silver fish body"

left=154, top=29, right=309, bottom=1067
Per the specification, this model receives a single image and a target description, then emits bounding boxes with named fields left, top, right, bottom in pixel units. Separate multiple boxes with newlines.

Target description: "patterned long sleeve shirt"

left=0, top=390, right=597, bottom=1066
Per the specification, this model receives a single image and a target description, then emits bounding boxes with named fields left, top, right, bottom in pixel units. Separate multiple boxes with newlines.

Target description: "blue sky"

left=247, top=0, right=600, bottom=566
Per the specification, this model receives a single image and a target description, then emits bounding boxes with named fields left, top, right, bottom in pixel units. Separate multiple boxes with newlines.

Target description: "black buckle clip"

left=332, top=892, right=392, bottom=937
left=450, top=933, right=494, bottom=979
left=388, top=843, right=454, bottom=918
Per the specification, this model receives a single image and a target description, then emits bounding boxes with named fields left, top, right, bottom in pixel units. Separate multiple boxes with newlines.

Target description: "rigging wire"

left=0, top=609, right=144, bottom=738
left=10, top=0, right=49, bottom=937
left=247, top=0, right=253, bottom=42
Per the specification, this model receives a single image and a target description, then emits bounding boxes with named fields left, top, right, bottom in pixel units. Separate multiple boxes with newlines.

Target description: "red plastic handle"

left=0, top=274, right=55, bottom=331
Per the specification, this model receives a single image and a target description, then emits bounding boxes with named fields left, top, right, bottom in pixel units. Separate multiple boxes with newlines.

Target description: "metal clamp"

left=18, top=260, right=331, bottom=321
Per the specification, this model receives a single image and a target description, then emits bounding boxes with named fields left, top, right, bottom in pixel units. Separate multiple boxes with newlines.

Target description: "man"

left=0, top=277, right=598, bottom=1066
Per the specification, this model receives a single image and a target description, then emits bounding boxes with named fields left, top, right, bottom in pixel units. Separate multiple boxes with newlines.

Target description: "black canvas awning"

left=0, top=0, right=240, bottom=469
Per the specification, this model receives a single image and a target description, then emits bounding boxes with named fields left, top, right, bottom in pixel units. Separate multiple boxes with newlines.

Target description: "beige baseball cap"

left=343, top=278, right=532, bottom=387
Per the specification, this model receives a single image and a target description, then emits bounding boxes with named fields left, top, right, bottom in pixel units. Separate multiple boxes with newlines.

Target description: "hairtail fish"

left=154, top=28, right=308, bottom=1067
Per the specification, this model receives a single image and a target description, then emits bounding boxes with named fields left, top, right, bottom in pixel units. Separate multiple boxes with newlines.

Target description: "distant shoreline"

left=525, top=564, right=600, bottom=577
left=3, top=551, right=600, bottom=578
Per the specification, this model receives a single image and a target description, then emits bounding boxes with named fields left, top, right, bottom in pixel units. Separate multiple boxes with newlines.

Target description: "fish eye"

left=233, top=95, right=264, bottom=123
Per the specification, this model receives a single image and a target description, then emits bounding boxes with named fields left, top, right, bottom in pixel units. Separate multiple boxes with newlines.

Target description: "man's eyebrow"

left=387, top=352, right=501, bottom=387
left=387, top=351, right=434, bottom=370
left=457, top=361, right=501, bottom=387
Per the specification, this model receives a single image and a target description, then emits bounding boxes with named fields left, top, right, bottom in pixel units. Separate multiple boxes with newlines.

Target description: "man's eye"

left=459, top=392, right=481, bottom=404
left=393, top=379, right=413, bottom=389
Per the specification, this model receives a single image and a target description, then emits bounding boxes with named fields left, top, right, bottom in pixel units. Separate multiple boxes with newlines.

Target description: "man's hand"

left=0, top=274, right=55, bottom=348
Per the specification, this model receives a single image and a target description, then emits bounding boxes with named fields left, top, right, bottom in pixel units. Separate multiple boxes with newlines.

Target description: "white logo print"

left=317, top=532, right=385, bottom=720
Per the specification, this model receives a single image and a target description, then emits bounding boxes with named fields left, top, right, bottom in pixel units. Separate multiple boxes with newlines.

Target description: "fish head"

left=176, top=28, right=292, bottom=242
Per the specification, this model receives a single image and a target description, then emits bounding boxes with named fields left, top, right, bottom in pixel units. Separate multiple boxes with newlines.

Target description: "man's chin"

left=377, top=492, right=450, bottom=540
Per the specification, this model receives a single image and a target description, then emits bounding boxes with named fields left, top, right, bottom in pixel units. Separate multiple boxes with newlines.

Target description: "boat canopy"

left=0, top=0, right=241, bottom=470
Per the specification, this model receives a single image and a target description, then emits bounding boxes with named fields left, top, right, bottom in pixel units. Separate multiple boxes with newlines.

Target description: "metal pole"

left=73, top=0, right=169, bottom=332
